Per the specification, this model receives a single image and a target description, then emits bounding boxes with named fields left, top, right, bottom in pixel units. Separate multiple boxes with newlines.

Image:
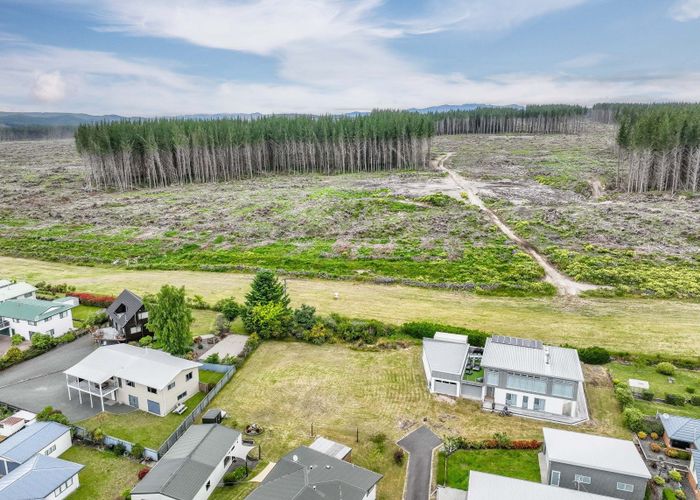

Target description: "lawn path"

left=434, top=153, right=599, bottom=296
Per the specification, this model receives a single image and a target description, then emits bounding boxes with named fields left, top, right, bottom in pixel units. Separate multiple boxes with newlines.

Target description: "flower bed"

left=67, top=292, right=116, bottom=308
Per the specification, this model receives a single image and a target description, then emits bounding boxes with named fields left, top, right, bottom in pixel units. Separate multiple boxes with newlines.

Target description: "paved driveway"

left=198, top=334, right=248, bottom=360
left=398, top=426, right=443, bottom=500
left=0, top=335, right=101, bottom=422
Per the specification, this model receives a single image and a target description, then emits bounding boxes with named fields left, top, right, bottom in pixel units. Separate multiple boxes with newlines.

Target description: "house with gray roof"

left=422, top=333, right=588, bottom=424
left=468, top=471, right=617, bottom=500
left=0, top=454, right=83, bottom=500
left=659, top=413, right=700, bottom=450
left=689, top=450, right=699, bottom=499
left=0, top=421, right=72, bottom=476
left=0, top=297, right=76, bottom=340
left=131, top=424, right=250, bottom=500
left=105, top=289, right=150, bottom=343
left=0, top=281, right=36, bottom=304
left=541, top=428, right=651, bottom=499
left=245, top=445, right=382, bottom=500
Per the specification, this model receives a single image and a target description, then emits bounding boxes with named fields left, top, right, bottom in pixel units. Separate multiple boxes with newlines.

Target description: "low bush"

left=37, top=406, right=70, bottom=426
left=691, top=395, right=700, bottom=406
left=138, top=336, right=153, bottom=347
left=650, top=443, right=661, bottom=453
left=398, top=321, right=488, bottom=346
left=653, top=475, right=666, bottom=486
left=213, top=297, right=241, bottom=321
left=577, top=346, right=611, bottom=364
left=615, top=386, right=634, bottom=408
left=84, top=311, right=108, bottom=327
left=137, top=467, right=150, bottom=480
left=641, top=390, right=655, bottom=401
left=623, top=407, right=645, bottom=432
left=131, top=443, right=145, bottom=459
left=369, top=432, right=387, bottom=453
left=10, top=334, right=23, bottom=346
left=674, top=489, right=686, bottom=500
left=661, top=488, right=674, bottom=500
left=113, top=443, right=127, bottom=456
left=664, top=393, right=686, bottom=406
left=685, top=387, right=696, bottom=394
left=650, top=432, right=659, bottom=440
left=301, top=324, right=333, bottom=345
left=66, top=291, right=115, bottom=307
left=656, top=362, right=676, bottom=376
left=223, top=466, right=247, bottom=485
left=668, top=469, right=682, bottom=482
left=637, top=431, right=647, bottom=440
left=204, top=353, right=220, bottom=364
left=393, top=448, right=405, bottom=465
left=31, top=333, right=54, bottom=351
left=54, top=332, right=76, bottom=344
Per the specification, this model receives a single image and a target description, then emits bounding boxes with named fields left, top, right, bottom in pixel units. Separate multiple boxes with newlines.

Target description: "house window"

left=574, top=474, right=591, bottom=485
left=45, top=317, right=52, bottom=323
left=131, top=326, right=142, bottom=334
left=167, top=381, right=175, bottom=390
left=45, top=443, right=57, bottom=455
left=224, top=456, right=231, bottom=466
left=485, top=371, right=499, bottom=385
left=186, top=372, right=193, bottom=382
left=506, top=373, right=547, bottom=394
left=206, top=480, right=211, bottom=491
left=138, top=311, right=149, bottom=320
left=60, top=311, right=67, bottom=319
left=550, top=470, right=560, bottom=486
left=28, top=320, right=37, bottom=326
left=617, top=482, right=634, bottom=492
left=126, top=380, right=135, bottom=387
left=522, top=396, right=529, bottom=409
left=54, top=476, right=74, bottom=496
left=551, top=379, right=575, bottom=398
left=147, top=387, right=157, bottom=394
left=505, top=393, right=517, bottom=407
left=47, top=329, right=54, bottom=336
left=533, top=398, right=545, bottom=411
left=178, top=391, right=187, bottom=400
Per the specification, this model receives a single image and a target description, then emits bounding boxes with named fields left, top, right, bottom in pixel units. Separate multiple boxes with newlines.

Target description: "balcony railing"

left=67, top=379, right=119, bottom=395
left=0, top=320, right=10, bottom=330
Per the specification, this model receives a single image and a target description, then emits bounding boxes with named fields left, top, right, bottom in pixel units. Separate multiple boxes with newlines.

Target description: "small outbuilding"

left=309, top=436, right=352, bottom=462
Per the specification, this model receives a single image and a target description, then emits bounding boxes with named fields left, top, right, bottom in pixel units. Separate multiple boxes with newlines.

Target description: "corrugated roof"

left=422, top=338, right=469, bottom=376
left=0, top=282, right=36, bottom=303
left=660, top=414, right=700, bottom=447
left=468, top=471, right=616, bottom=499
left=543, top=428, right=651, bottom=479
left=246, top=446, right=382, bottom=500
left=309, top=437, right=352, bottom=460
left=0, top=297, right=75, bottom=322
left=64, top=343, right=201, bottom=388
left=692, top=450, right=700, bottom=479
left=0, top=421, right=71, bottom=464
left=0, top=454, right=83, bottom=500
left=106, top=289, right=143, bottom=330
left=131, top=424, right=241, bottom=500
left=481, top=337, right=583, bottom=381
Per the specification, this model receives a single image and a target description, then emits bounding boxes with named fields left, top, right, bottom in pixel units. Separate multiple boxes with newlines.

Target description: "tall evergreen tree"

left=244, top=270, right=290, bottom=309
left=146, top=285, right=193, bottom=355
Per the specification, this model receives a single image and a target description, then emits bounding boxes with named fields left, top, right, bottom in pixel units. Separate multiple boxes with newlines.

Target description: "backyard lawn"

left=205, top=341, right=627, bottom=500
left=71, top=304, right=100, bottom=324
left=607, top=362, right=700, bottom=419
left=191, top=309, right=219, bottom=336
left=78, top=392, right=205, bottom=450
left=436, top=449, right=541, bottom=490
left=199, top=369, right=225, bottom=385
left=60, top=444, right=142, bottom=500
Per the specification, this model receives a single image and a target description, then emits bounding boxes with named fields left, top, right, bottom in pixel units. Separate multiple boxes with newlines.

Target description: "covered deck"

left=65, top=373, right=119, bottom=412
left=482, top=400, right=588, bottom=426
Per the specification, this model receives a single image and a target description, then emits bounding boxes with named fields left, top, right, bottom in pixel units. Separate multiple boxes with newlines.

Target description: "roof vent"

left=325, top=465, right=332, bottom=469
left=293, top=454, right=298, bottom=462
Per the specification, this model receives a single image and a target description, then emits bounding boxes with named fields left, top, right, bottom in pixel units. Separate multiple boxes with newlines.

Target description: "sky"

left=1, top=0, right=700, bottom=115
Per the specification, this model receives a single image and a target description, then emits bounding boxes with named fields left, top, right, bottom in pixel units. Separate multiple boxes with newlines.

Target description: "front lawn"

left=199, top=369, right=225, bottom=385
left=607, top=362, right=700, bottom=419
left=78, top=392, right=205, bottom=450
left=60, top=444, right=142, bottom=500
left=436, top=449, right=541, bottom=490
left=71, top=304, right=101, bottom=323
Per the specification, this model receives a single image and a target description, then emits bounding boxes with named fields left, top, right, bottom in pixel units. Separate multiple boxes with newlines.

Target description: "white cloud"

left=31, top=70, right=67, bottom=102
left=559, top=53, right=608, bottom=69
left=669, top=0, right=700, bottom=21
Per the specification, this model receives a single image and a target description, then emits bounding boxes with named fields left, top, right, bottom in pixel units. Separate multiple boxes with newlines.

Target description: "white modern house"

left=0, top=297, right=77, bottom=340
left=422, top=334, right=588, bottom=424
left=64, top=344, right=201, bottom=415
left=0, top=421, right=73, bottom=476
left=0, top=281, right=36, bottom=303
left=467, top=471, right=617, bottom=500
left=131, top=424, right=251, bottom=500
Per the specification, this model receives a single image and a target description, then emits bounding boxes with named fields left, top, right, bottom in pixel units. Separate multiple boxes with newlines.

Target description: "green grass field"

left=607, top=362, right=700, bottom=418
left=205, top=341, right=626, bottom=499
left=2, top=257, right=699, bottom=356
left=191, top=309, right=219, bottom=335
left=199, top=369, right=225, bottom=385
left=78, top=392, right=205, bottom=449
left=436, top=449, right=541, bottom=490
left=71, top=304, right=100, bottom=323
left=60, top=445, right=142, bottom=500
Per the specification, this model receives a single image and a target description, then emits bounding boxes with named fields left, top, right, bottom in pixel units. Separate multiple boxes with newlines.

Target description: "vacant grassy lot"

left=436, top=449, right=540, bottom=490
left=60, top=444, right=142, bottom=500
left=71, top=304, right=100, bottom=323
left=206, top=341, right=626, bottom=499
left=2, top=257, right=699, bottom=356
left=78, top=392, right=204, bottom=449
left=607, top=362, right=700, bottom=419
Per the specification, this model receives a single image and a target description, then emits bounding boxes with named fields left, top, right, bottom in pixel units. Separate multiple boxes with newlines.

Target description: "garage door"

left=434, top=380, right=458, bottom=396
left=147, top=399, right=161, bottom=415
left=460, top=382, right=482, bottom=400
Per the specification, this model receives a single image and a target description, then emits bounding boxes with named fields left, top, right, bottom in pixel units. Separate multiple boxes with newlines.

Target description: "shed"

left=628, top=379, right=649, bottom=394
left=202, top=408, right=225, bottom=424
left=309, top=436, right=352, bottom=461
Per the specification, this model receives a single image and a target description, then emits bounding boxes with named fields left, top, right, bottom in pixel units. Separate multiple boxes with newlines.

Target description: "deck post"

left=66, top=374, right=71, bottom=401
left=99, top=384, right=104, bottom=412
left=78, top=380, right=82, bottom=405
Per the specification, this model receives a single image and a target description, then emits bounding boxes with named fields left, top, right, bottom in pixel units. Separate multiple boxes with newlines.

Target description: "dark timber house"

left=105, top=289, right=150, bottom=343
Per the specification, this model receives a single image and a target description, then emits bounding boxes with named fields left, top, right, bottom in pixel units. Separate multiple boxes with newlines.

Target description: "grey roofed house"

left=543, top=428, right=651, bottom=479
left=246, top=446, right=382, bottom=500
left=131, top=424, right=241, bottom=500
left=0, top=421, right=71, bottom=465
left=659, top=413, right=700, bottom=449
left=107, top=289, right=144, bottom=330
left=468, top=471, right=616, bottom=499
left=0, top=281, right=36, bottom=303
left=422, top=337, right=470, bottom=377
left=480, top=336, right=584, bottom=381
left=0, top=454, right=83, bottom=500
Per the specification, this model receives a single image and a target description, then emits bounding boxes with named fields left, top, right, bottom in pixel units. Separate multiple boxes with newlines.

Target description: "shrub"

left=650, top=432, right=659, bottom=440
left=398, top=321, right=488, bottom=346
left=138, top=336, right=153, bottom=347
left=2, top=346, right=24, bottom=365
left=240, top=333, right=261, bottom=358
left=493, top=432, right=512, bottom=449
left=214, top=297, right=241, bottom=321
left=66, top=292, right=115, bottom=307
left=223, top=466, right=247, bottom=485
left=369, top=433, right=387, bottom=452
left=393, top=448, right=405, bottom=465
left=668, top=469, right=682, bottom=482
left=674, top=489, right=686, bottom=500
left=137, top=467, right=150, bottom=480
left=685, top=386, right=696, bottom=394
left=511, top=439, right=541, bottom=450
left=187, top=294, right=210, bottom=310
left=577, top=346, right=611, bottom=364
left=656, top=362, right=676, bottom=376
left=85, top=311, right=108, bottom=327
left=10, top=334, right=23, bottom=346
left=205, top=353, right=221, bottom=364
left=113, top=443, right=127, bottom=456
left=691, top=395, right=700, bottom=406
left=662, top=488, right=675, bottom=500
left=650, top=443, right=661, bottom=453
left=30, top=333, right=53, bottom=351
left=301, top=324, right=333, bottom=345
left=131, top=443, right=145, bottom=459
left=641, top=389, right=654, bottom=401
left=54, top=332, right=76, bottom=344
left=36, top=406, right=70, bottom=426
left=637, top=431, right=647, bottom=440
left=653, top=475, right=666, bottom=486
left=665, top=393, right=686, bottom=406
left=246, top=302, right=294, bottom=339
left=623, top=407, right=645, bottom=432
left=615, top=386, right=634, bottom=408
left=293, top=304, right=317, bottom=332
left=121, top=488, right=131, bottom=500
left=665, top=448, right=679, bottom=459
left=674, top=449, right=691, bottom=460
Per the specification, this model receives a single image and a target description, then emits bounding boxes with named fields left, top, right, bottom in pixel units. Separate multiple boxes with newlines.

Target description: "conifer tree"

left=146, top=285, right=193, bottom=355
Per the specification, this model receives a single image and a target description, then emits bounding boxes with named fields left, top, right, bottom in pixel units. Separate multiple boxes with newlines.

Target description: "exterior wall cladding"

left=546, top=461, right=648, bottom=500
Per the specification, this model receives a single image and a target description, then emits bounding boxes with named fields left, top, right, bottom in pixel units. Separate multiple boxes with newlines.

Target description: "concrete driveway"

left=398, top=426, right=443, bottom=500
left=198, top=334, right=248, bottom=360
left=0, top=335, right=102, bottom=422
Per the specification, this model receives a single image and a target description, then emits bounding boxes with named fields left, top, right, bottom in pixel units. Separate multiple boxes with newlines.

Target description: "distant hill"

left=0, top=112, right=125, bottom=127
left=407, top=103, right=524, bottom=113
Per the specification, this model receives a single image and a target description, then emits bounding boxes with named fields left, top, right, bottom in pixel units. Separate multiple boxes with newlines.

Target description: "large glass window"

left=551, top=379, right=575, bottom=398
left=506, top=373, right=547, bottom=394
left=485, top=371, right=499, bottom=385
left=533, top=398, right=545, bottom=411
left=505, top=393, right=517, bottom=406
left=550, top=470, right=560, bottom=486
left=617, top=482, right=634, bottom=492
left=575, top=474, right=591, bottom=485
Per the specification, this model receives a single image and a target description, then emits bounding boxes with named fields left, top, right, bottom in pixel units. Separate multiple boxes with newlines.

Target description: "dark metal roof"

left=131, top=424, right=241, bottom=500
left=106, top=289, right=144, bottom=330
left=246, top=446, right=382, bottom=500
